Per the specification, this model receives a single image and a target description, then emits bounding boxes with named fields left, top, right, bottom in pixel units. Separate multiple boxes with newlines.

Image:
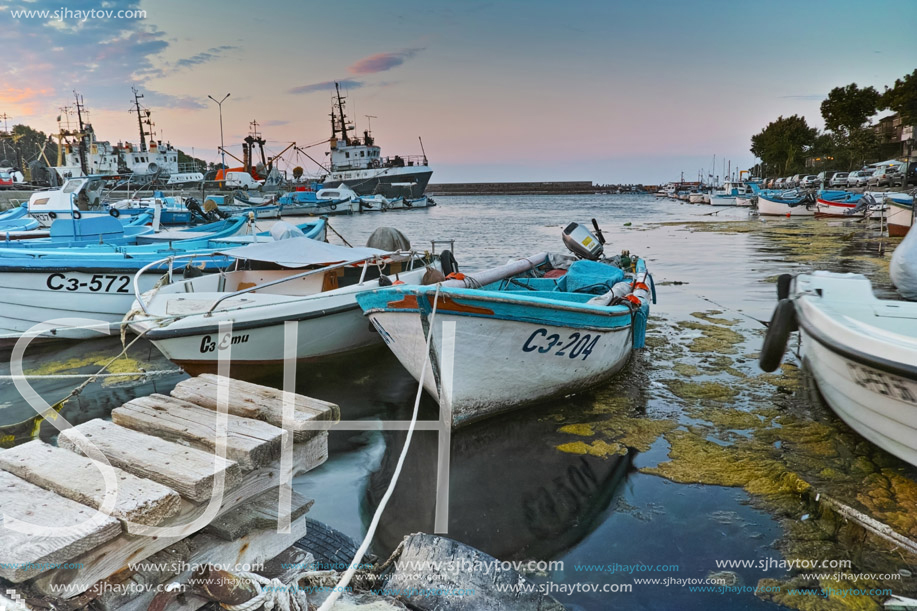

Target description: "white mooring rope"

left=316, top=283, right=443, bottom=611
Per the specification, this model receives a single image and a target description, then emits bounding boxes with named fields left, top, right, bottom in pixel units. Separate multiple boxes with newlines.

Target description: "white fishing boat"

left=321, top=83, right=432, bottom=199
left=129, top=232, right=442, bottom=375
left=885, top=195, right=914, bottom=238
left=688, top=192, right=706, bottom=204
left=355, top=221, right=654, bottom=428
left=756, top=191, right=816, bottom=216
left=760, top=272, right=917, bottom=467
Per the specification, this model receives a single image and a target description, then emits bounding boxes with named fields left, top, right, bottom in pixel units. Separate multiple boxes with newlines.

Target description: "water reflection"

left=365, top=406, right=634, bottom=560
left=0, top=336, right=187, bottom=446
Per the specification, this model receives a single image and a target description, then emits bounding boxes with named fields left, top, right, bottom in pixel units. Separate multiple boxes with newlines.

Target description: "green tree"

left=820, top=84, right=880, bottom=133
left=846, top=127, right=880, bottom=168
left=882, top=69, right=917, bottom=128
left=750, top=115, right=817, bottom=175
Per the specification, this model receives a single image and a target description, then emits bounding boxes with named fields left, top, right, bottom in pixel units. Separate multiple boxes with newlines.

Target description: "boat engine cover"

left=562, top=222, right=604, bottom=260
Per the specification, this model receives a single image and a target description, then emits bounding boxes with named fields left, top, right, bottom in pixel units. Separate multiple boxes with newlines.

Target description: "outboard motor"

left=562, top=222, right=604, bottom=260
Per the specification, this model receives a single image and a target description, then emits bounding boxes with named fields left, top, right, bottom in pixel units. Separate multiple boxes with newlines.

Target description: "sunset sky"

left=1, top=0, right=915, bottom=183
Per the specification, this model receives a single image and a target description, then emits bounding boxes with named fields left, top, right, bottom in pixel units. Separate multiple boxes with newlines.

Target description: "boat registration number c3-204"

left=46, top=273, right=132, bottom=293
left=522, top=328, right=600, bottom=360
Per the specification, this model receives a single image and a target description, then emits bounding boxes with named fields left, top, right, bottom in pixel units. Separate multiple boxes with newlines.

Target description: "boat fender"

left=422, top=267, right=446, bottom=285
left=759, top=299, right=798, bottom=373
left=329, top=203, right=337, bottom=211
left=446, top=272, right=466, bottom=280
left=632, top=303, right=649, bottom=349
left=109, top=208, right=120, bottom=218
left=404, top=199, right=413, bottom=208
left=72, top=210, right=81, bottom=220
left=440, top=250, right=459, bottom=276
left=776, top=274, right=793, bottom=300
left=378, top=275, right=393, bottom=287
left=183, top=264, right=204, bottom=279
left=48, top=211, right=57, bottom=219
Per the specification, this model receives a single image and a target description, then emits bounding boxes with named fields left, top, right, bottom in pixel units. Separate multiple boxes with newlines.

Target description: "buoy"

left=759, top=299, right=798, bottom=372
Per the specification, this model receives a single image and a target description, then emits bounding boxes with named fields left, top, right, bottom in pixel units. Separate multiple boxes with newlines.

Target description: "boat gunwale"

left=795, top=296, right=917, bottom=380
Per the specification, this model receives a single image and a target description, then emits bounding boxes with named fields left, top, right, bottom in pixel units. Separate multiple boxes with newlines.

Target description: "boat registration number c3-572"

left=846, top=362, right=917, bottom=405
left=522, top=328, right=600, bottom=360
left=46, top=273, right=132, bottom=293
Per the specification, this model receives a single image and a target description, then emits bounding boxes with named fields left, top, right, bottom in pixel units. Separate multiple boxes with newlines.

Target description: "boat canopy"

left=217, top=236, right=388, bottom=267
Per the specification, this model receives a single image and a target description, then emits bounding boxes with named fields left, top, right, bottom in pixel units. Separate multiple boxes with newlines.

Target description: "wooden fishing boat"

left=130, top=233, right=441, bottom=375
left=355, top=222, right=654, bottom=428
left=814, top=191, right=866, bottom=217
left=760, top=272, right=917, bottom=467
left=756, top=190, right=815, bottom=216
left=886, top=195, right=914, bottom=237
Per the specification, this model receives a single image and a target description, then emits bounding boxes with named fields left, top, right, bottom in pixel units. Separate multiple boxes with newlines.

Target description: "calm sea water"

left=0, top=195, right=900, bottom=610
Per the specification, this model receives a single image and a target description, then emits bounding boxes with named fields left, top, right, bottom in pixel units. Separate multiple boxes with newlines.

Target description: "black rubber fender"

left=329, top=202, right=337, bottom=211
left=48, top=211, right=57, bottom=219
left=776, top=274, right=793, bottom=300
left=72, top=210, right=81, bottom=220
left=759, top=298, right=798, bottom=372
left=440, top=249, right=459, bottom=276
left=109, top=208, right=120, bottom=218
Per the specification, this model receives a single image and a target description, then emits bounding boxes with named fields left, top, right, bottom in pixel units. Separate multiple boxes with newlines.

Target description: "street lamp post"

left=207, top=93, right=230, bottom=186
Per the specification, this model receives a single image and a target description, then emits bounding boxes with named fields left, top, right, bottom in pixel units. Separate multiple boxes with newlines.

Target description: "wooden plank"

left=0, top=470, right=121, bottom=582
left=113, top=394, right=284, bottom=471
left=30, top=432, right=328, bottom=599
left=58, top=419, right=241, bottom=503
left=170, top=374, right=340, bottom=441
left=0, top=440, right=181, bottom=527
left=204, top=489, right=314, bottom=541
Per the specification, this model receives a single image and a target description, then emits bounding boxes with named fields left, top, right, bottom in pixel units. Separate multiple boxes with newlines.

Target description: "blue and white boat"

left=756, top=189, right=816, bottom=216
left=279, top=185, right=358, bottom=216
left=355, top=222, right=654, bottom=428
left=710, top=180, right=758, bottom=206
left=0, top=218, right=326, bottom=341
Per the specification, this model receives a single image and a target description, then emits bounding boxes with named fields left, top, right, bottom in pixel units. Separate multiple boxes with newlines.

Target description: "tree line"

left=750, top=69, right=916, bottom=176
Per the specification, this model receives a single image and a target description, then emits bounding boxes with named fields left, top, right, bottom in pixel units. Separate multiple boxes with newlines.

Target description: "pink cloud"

left=348, top=48, right=423, bottom=75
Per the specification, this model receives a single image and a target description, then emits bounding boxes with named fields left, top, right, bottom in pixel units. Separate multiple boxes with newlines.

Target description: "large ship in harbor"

left=320, top=83, right=432, bottom=198
left=53, top=89, right=202, bottom=185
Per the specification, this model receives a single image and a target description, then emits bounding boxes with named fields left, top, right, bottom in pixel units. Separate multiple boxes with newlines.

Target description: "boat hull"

left=757, top=195, right=815, bottom=216
left=323, top=167, right=432, bottom=198
left=365, top=305, right=634, bottom=428
left=793, top=274, right=917, bottom=467
left=0, top=269, right=164, bottom=340
left=814, top=198, right=864, bottom=218
left=147, top=301, right=380, bottom=376
left=887, top=200, right=913, bottom=237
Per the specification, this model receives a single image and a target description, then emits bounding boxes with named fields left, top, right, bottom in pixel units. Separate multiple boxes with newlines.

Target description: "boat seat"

left=563, top=259, right=626, bottom=294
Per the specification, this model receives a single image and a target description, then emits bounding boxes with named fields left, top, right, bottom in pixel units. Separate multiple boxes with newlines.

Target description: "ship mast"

left=131, top=87, right=147, bottom=153
left=73, top=91, right=89, bottom=176
left=334, top=82, right=349, bottom=145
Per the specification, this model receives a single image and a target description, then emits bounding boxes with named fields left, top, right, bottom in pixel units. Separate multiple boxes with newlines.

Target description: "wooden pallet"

left=0, top=374, right=336, bottom=608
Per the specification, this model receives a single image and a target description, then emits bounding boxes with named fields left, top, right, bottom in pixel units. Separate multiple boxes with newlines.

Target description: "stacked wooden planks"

left=0, top=374, right=338, bottom=611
